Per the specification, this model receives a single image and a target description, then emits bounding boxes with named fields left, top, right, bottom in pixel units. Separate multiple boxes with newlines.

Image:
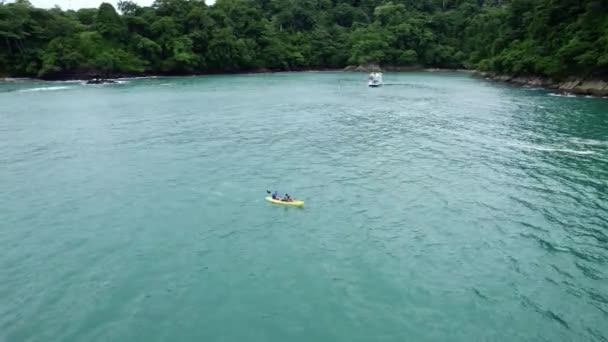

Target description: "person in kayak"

left=272, top=191, right=279, bottom=200
left=283, top=194, right=292, bottom=202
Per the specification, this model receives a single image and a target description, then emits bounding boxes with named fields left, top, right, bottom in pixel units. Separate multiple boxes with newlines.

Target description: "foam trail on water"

left=511, top=143, right=595, bottom=155
left=568, top=138, right=608, bottom=147
left=18, top=86, right=71, bottom=93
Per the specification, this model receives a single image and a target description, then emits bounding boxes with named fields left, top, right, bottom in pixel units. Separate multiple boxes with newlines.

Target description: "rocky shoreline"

left=475, top=71, right=608, bottom=97
left=343, top=65, right=608, bottom=97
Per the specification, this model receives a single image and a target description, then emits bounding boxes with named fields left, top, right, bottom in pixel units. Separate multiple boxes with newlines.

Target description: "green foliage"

left=95, top=3, right=126, bottom=39
left=76, top=8, right=97, bottom=26
left=163, top=35, right=199, bottom=72
left=348, top=25, right=392, bottom=65
left=0, top=0, right=607, bottom=79
left=92, top=48, right=146, bottom=75
left=399, top=49, right=418, bottom=65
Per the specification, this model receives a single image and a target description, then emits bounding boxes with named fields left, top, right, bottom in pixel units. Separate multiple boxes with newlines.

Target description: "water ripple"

left=1, top=72, right=608, bottom=341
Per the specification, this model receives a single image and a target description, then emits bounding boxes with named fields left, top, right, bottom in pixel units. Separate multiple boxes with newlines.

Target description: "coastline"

left=3, top=67, right=607, bottom=97
left=1, top=65, right=468, bottom=82
left=475, top=71, right=608, bottom=97
left=19, top=67, right=345, bottom=82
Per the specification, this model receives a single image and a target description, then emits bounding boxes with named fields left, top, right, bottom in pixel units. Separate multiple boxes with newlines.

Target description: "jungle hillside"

left=1, top=0, right=607, bottom=80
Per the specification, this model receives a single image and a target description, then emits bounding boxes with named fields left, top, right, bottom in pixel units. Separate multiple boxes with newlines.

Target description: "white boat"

left=368, top=72, right=383, bottom=87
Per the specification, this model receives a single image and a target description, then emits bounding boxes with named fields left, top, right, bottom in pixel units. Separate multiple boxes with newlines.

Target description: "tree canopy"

left=0, top=0, right=607, bottom=79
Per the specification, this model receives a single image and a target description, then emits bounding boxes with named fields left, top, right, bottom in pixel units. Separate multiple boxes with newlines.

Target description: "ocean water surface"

left=1, top=72, right=607, bottom=341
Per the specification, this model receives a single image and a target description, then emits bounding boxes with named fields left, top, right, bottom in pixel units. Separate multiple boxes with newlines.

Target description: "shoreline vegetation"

left=1, top=0, right=607, bottom=96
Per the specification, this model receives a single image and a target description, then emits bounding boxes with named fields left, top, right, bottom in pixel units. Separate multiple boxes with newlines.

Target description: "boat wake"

left=511, top=143, right=595, bottom=155
left=82, top=80, right=129, bottom=86
left=18, top=86, right=72, bottom=93
left=53, top=80, right=86, bottom=84
left=118, top=76, right=159, bottom=80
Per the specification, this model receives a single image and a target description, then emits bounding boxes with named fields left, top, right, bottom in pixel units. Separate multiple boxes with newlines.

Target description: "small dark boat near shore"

left=86, top=77, right=117, bottom=85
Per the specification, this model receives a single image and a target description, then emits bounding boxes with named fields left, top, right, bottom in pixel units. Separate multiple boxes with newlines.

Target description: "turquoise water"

left=1, top=72, right=607, bottom=341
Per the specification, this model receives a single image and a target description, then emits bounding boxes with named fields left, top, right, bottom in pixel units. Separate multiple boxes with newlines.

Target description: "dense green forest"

left=0, top=0, right=607, bottom=79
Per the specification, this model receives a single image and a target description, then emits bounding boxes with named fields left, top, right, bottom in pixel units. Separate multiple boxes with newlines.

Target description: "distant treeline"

left=0, top=0, right=607, bottom=79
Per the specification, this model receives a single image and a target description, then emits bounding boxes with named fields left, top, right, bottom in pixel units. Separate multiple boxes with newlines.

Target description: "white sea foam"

left=548, top=93, right=577, bottom=98
left=119, top=76, right=159, bottom=80
left=53, top=80, right=86, bottom=83
left=568, top=138, right=608, bottom=147
left=0, top=77, right=32, bottom=82
left=513, top=143, right=595, bottom=155
left=18, top=86, right=71, bottom=93
left=84, top=80, right=128, bottom=85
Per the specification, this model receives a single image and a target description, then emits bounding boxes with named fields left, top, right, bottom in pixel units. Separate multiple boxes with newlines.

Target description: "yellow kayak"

left=265, top=196, right=304, bottom=207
